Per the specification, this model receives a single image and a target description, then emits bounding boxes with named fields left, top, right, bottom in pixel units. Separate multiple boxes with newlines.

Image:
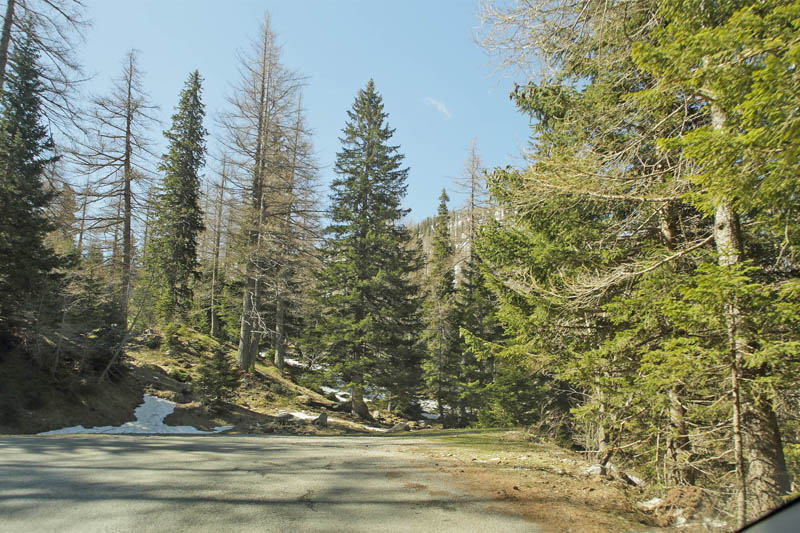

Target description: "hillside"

left=0, top=326, right=426, bottom=436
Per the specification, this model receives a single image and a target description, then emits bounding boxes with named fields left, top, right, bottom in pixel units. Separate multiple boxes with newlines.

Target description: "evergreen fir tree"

left=421, top=189, right=460, bottom=424
left=455, top=245, right=501, bottom=426
left=195, top=347, right=240, bottom=408
left=0, top=28, right=58, bottom=328
left=312, top=80, right=422, bottom=418
left=148, top=71, right=207, bottom=322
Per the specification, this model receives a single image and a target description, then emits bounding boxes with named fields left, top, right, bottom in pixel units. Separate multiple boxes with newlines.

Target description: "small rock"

left=276, top=413, right=294, bottom=422
left=297, top=395, right=310, bottom=405
left=387, top=422, right=410, bottom=433
left=372, top=410, right=382, bottom=419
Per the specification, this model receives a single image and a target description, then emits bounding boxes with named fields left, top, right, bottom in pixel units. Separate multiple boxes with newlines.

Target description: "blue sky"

left=80, top=0, right=530, bottom=221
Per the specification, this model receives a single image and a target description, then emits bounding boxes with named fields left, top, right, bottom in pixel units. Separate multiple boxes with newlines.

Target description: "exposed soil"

left=401, top=431, right=722, bottom=532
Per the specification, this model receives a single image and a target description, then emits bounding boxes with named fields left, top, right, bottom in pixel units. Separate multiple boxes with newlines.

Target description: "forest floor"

left=395, top=430, right=725, bottom=532
left=0, top=326, right=723, bottom=531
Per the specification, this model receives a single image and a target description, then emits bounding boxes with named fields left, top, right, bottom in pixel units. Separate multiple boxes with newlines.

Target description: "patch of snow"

left=38, top=395, right=230, bottom=435
left=320, top=386, right=351, bottom=403
left=285, top=358, right=324, bottom=371
left=283, top=411, right=317, bottom=420
left=702, top=517, right=727, bottom=529
left=418, top=399, right=442, bottom=420
left=627, top=473, right=645, bottom=487
left=637, top=497, right=663, bottom=511
left=364, top=426, right=389, bottom=433
left=418, top=399, right=438, bottom=411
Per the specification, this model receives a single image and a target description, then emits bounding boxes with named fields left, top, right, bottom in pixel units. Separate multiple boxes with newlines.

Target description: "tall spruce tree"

left=312, top=80, right=421, bottom=418
left=148, top=70, right=207, bottom=322
left=421, top=189, right=460, bottom=423
left=0, top=27, right=57, bottom=328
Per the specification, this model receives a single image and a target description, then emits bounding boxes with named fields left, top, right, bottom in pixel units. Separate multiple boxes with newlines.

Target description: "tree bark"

left=76, top=176, right=89, bottom=253
left=120, top=53, right=134, bottom=327
left=0, top=0, right=15, bottom=93
left=667, top=387, right=696, bottom=485
left=742, top=401, right=791, bottom=519
left=235, top=25, right=270, bottom=371
left=209, top=161, right=226, bottom=339
left=236, top=275, right=255, bottom=370
left=711, top=102, right=789, bottom=525
left=351, top=377, right=370, bottom=419
left=274, top=286, right=286, bottom=371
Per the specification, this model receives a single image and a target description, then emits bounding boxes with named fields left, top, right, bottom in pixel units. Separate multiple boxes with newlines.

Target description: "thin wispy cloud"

left=424, top=97, right=452, bottom=119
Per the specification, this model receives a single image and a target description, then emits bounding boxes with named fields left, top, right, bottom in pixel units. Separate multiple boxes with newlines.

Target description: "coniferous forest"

left=0, top=1, right=798, bottom=528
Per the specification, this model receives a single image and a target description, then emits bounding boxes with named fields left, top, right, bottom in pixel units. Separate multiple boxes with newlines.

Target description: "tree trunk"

left=666, top=387, right=696, bottom=485
left=77, top=176, right=89, bottom=253
left=711, top=101, right=788, bottom=525
left=351, top=379, right=370, bottom=419
left=350, top=345, right=370, bottom=419
left=236, top=275, right=255, bottom=370
left=121, top=54, right=134, bottom=327
left=742, top=401, right=791, bottom=519
left=236, top=29, right=270, bottom=371
left=209, top=162, right=226, bottom=339
left=0, top=0, right=15, bottom=93
left=274, top=286, right=285, bottom=371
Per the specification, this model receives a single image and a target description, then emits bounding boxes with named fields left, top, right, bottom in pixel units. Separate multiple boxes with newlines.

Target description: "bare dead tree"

left=219, top=13, right=313, bottom=371
left=72, top=49, right=158, bottom=327
left=0, top=0, right=90, bottom=135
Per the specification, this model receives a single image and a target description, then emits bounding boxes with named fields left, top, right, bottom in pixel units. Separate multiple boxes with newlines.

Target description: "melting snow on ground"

left=282, top=411, right=317, bottom=420
left=281, top=357, right=324, bottom=371
left=320, top=385, right=351, bottom=403
left=38, top=395, right=233, bottom=435
left=418, top=399, right=441, bottom=420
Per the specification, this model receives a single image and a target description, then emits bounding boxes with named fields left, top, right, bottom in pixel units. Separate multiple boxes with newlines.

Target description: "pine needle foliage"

left=195, top=347, right=240, bottom=407
left=311, top=80, right=422, bottom=417
left=148, top=70, right=207, bottom=322
left=0, top=27, right=58, bottom=329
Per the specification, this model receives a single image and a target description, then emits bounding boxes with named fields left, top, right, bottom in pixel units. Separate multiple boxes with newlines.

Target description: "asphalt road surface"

left=0, top=435, right=538, bottom=532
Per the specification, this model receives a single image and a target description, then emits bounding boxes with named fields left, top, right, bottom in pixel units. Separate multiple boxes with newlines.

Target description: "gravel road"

left=0, top=435, right=539, bottom=532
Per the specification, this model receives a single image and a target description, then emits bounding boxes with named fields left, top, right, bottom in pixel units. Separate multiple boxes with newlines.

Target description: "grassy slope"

left=0, top=325, right=395, bottom=435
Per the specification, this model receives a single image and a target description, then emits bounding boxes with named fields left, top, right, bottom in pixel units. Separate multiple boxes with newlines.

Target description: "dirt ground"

left=400, top=430, right=722, bottom=533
